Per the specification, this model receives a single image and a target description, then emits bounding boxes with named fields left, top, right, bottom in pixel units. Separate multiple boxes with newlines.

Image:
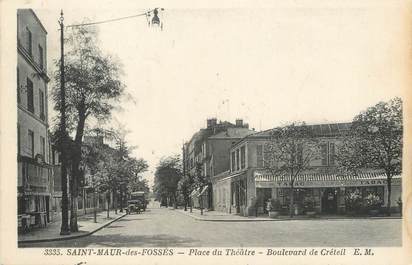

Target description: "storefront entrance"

left=256, top=188, right=272, bottom=214
left=321, top=188, right=338, bottom=214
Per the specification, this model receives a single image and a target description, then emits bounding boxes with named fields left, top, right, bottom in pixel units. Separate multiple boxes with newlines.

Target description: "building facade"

left=214, top=123, right=402, bottom=216
left=183, top=119, right=254, bottom=209
left=17, top=9, right=52, bottom=229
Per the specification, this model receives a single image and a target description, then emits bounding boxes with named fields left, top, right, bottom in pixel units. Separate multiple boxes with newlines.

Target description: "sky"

left=34, top=4, right=407, bottom=186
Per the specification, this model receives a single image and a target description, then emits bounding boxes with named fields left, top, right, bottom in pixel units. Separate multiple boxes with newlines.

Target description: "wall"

left=17, top=9, right=47, bottom=72
left=209, top=138, right=236, bottom=176
left=17, top=9, right=50, bottom=189
left=212, top=175, right=231, bottom=213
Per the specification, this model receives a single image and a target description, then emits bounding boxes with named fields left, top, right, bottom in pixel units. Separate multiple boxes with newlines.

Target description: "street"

left=20, top=206, right=402, bottom=248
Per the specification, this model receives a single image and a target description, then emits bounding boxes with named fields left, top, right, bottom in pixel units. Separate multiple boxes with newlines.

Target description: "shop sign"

left=257, top=179, right=390, bottom=188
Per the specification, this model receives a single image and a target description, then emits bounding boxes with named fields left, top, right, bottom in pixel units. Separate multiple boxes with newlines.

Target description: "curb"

left=18, top=213, right=127, bottom=244
left=176, top=210, right=402, bottom=222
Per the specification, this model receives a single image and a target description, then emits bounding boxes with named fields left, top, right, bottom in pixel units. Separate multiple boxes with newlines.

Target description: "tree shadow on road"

left=64, top=233, right=200, bottom=247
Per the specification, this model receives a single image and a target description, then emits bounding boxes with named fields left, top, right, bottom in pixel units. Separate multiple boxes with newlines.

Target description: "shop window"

left=346, top=186, right=384, bottom=201
left=362, top=186, right=384, bottom=200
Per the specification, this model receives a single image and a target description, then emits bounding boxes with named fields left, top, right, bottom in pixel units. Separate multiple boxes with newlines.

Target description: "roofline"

left=230, top=121, right=353, bottom=149
left=29, top=9, right=48, bottom=34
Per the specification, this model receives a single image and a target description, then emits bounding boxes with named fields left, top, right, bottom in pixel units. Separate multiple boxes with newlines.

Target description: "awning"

left=21, top=191, right=51, bottom=196
left=190, top=188, right=200, bottom=197
left=254, top=172, right=401, bottom=188
left=199, top=186, right=209, bottom=196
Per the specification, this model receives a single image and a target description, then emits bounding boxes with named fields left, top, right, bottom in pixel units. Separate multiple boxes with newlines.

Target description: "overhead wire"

left=66, top=9, right=156, bottom=28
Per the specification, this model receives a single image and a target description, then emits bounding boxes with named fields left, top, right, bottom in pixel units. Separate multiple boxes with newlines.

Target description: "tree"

left=83, top=127, right=149, bottom=216
left=337, top=98, right=402, bottom=216
left=51, top=25, right=125, bottom=231
left=153, top=155, right=182, bottom=208
left=264, top=122, right=321, bottom=217
left=177, top=174, right=194, bottom=211
left=122, top=158, right=149, bottom=211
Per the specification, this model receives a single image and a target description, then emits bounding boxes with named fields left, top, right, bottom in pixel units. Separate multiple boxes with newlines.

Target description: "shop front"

left=255, top=172, right=401, bottom=215
left=230, top=172, right=249, bottom=215
left=18, top=156, right=52, bottom=232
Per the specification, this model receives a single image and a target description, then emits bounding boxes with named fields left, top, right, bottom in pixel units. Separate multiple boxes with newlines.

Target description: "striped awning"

left=190, top=188, right=200, bottom=197
left=254, top=172, right=401, bottom=188
left=199, top=186, right=209, bottom=196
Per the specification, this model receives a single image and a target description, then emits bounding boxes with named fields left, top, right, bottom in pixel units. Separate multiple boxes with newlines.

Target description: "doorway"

left=256, top=188, right=272, bottom=214
left=321, top=188, right=338, bottom=214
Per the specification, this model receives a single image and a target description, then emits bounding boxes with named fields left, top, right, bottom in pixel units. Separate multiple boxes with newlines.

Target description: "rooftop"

left=247, top=122, right=352, bottom=139
left=208, top=127, right=255, bottom=139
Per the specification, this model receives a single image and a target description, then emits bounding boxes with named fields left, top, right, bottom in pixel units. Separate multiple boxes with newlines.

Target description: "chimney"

left=207, top=118, right=217, bottom=128
left=235, top=119, right=243, bottom=127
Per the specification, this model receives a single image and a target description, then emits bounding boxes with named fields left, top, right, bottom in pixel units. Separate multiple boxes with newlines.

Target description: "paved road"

left=20, top=207, right=402, bottom=247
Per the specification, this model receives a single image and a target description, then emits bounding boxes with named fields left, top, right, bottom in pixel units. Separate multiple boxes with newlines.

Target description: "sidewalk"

left=177, top=208, right=402, bottom=222
left=18, top=210, right=126, bottom=244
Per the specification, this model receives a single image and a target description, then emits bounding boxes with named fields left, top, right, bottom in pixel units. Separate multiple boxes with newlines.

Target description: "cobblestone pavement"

left=19, top=207, right=402, bottom=248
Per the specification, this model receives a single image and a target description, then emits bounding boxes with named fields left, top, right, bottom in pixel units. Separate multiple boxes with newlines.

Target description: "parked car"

left=126, top=199, right=143, bottom=214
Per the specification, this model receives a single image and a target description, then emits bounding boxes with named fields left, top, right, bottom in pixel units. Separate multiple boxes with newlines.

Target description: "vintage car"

left=126, top=199, right=144, bottom=214
left=127, top=191, right=148, bottom=212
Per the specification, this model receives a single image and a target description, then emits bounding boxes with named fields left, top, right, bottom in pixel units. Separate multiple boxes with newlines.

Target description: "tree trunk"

left=70, top=196, right=79, bottom=232
left=119, top=190, right=123, bottom=213
left=386, top=177, right=392, bottom=216
left=69, top=168, right=79, bottom=232
left=289, top=184, right=294, bottom=218
left=113, top=189, right=117, bottom=214
left=69, top=113, right=86, bottom=232
left=106, top=194, right=110, bottom=218
left=93, top=191, right=97, bottom=223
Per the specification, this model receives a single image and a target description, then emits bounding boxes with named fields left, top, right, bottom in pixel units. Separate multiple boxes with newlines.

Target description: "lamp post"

left=59, top=10, right=70, bottom=236
left=56, top=8, right=164, bottom=234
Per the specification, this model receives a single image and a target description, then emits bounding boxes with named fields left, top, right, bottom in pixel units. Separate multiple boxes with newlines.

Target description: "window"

left=28, top=130, right=34, bottom=158
left=320, top=143, right=328, bottom=166
left=40, top=136, right=45, bottom=159
left=27, top=78, right=34, bottom=113
left=240, top=146, right=246, bottom=169
left=236, top=149, right=240, bottom=171
left=17, top=68, right=20, bottom=103
left=329, top=142, right=335, bottom=165
left=39, top=90, right=45, bottom=120
left=256, top=145, right=263, bottom=168
left=26, top=28, right=32, bottom=55
left=38, top=45, right=44, bottom=69
left=231, top=151, right=235, bottom=171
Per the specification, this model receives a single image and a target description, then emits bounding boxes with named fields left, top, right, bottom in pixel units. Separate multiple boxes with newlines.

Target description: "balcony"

left=18, top=155, right=51, bottom=195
